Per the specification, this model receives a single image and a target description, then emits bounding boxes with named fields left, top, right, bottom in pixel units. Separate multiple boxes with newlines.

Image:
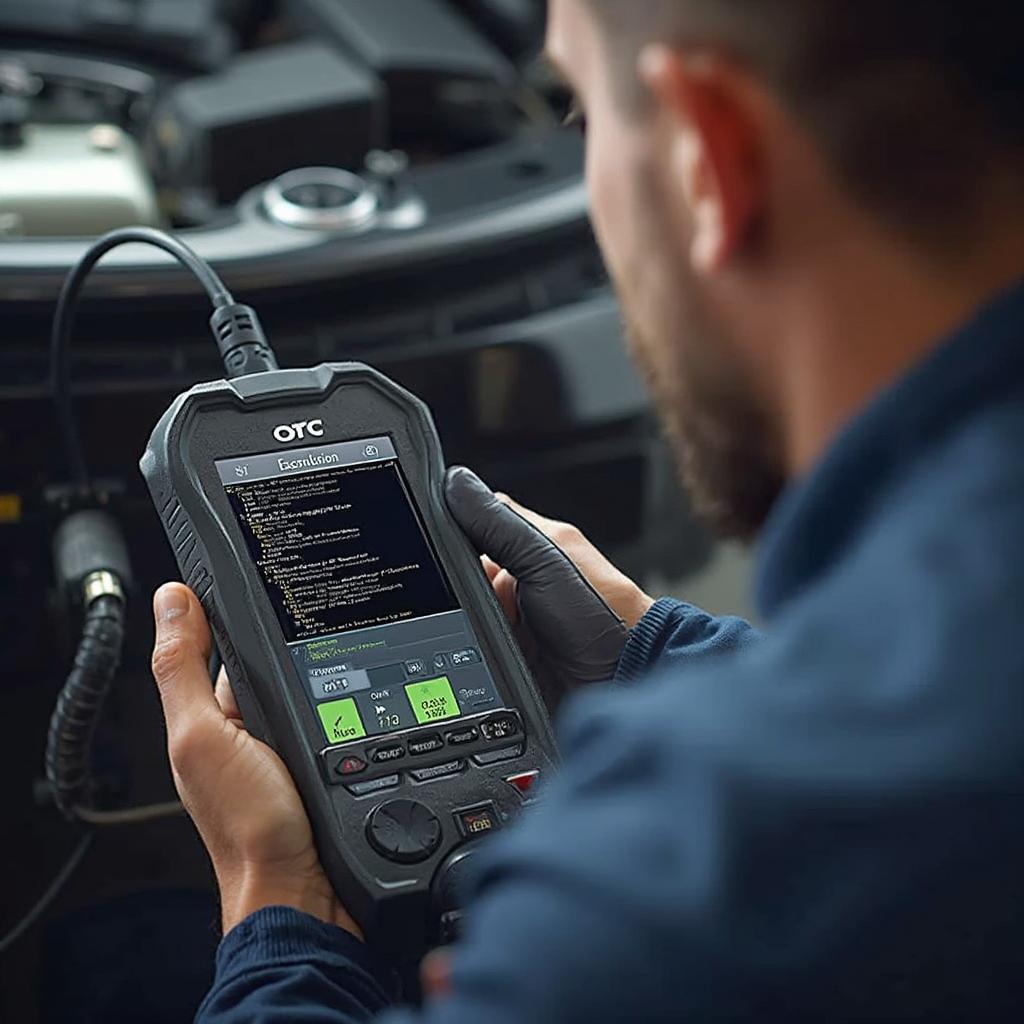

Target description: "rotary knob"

left=366, top=799, right=442, bottom=864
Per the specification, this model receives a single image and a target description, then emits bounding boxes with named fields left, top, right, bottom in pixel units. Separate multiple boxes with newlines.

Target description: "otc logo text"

left=273, top=419, right=324, bottom=443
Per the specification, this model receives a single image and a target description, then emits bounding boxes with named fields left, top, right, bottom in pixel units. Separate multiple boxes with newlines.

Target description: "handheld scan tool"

left=141, top=362, right=557, bottom=954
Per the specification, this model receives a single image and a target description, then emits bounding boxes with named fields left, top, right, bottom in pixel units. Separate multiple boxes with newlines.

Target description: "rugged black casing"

left=140, top=363, right=556, bottom=953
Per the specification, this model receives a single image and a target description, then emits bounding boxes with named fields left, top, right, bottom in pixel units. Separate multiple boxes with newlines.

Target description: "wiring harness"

left=1, top=226, right=273, bottom=953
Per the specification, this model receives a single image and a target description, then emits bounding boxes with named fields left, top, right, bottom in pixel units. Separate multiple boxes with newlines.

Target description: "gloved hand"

left=445, top=467, right=654, bottom=709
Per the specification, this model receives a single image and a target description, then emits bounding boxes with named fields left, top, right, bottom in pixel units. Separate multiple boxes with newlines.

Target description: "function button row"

left=344, top=759, right=540, bottom=799
left=345, top=759, right=465, bottom=797
left=327, top=711, right=524, bottom=782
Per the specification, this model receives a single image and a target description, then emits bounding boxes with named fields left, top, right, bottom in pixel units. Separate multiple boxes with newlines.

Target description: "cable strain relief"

left=210, top=303, right=279, bottom=379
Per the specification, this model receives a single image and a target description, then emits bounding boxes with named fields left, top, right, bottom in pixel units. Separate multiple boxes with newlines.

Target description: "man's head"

left=546, top=0, right=1024, bottom=539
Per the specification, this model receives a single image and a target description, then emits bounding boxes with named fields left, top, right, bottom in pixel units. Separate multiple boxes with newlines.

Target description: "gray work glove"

left=445, top=467, right=654, bottom=711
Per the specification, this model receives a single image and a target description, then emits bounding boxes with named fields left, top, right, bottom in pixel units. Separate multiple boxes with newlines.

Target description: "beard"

left=625, top=304, right=785, bottom=543
left=599, top=152, right=785, bottom=541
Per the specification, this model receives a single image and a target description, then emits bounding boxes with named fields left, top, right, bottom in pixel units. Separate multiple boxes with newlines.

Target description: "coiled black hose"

left=44, top=593, right=126, bottom=819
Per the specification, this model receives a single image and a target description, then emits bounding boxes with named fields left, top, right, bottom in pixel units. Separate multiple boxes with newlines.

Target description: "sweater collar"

left=755, top=279, right=1024, bottom=619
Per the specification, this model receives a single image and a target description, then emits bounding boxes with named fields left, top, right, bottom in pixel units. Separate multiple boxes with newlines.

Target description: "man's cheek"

left=586, top=137, right=632, bottom=288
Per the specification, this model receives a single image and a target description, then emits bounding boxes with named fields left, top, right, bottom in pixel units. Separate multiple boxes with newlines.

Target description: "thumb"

left=151, top=583, right=218, bottom=746
left=445, top=466, right=556, bottom=581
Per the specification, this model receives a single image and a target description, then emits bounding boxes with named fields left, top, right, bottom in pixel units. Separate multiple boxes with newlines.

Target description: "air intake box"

left=149, top=40, right=385, bottom=204
left=287, top=0, right=516, bottom=143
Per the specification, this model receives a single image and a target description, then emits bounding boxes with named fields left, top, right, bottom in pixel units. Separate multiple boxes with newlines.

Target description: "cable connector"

left=82, top=570, right=125, bottom=607
left=53, top=509, right=132, bottom=605
left=210, top=302, right=279, bottom=379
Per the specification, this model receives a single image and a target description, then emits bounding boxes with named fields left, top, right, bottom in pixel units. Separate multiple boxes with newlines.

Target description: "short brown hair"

left=589, top=0, right=1024, bottom=246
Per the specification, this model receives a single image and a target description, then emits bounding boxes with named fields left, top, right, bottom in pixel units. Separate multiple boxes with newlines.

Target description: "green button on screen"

left=317, top=698, right=367, bottom=744
left=406, top=676, right=461, bottom=725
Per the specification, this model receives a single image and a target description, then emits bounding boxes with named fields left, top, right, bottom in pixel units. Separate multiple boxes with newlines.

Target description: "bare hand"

left=150, top=582, right=360, bottom=937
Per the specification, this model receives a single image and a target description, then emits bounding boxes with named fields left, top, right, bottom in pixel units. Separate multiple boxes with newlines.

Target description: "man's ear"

left=639, top=45, right=764, bottom=273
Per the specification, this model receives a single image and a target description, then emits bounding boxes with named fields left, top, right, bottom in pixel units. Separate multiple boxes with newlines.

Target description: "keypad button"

left=370, top=743, right=406, bottom=764
left=335, top=756, right=367, bottom=777
left=410, top=759, right=465, bottom=783
left=408, top=733, right=445, bottom=756
left=448, top=647, right=481, bottom=667
left=346, top=774, right=400, bottom=797
left=446, top=726, right=479, bottom=747
left=505, top=770, right=540, bottom=797
left=480, top=712, right=521, bottom=743
left=472, top=744, right=523, bottom=767
left=455, top=803, right=500, bottom=838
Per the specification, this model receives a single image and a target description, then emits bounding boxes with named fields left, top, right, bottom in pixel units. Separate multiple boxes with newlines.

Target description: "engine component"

left=0, top=121, right=159, bottom=237
left=0, top=0, right=235, bottom=73
left=149, top=40, right=385, bottom=204
left=262, top=167, right=380, bottom=233
left=287, top=0, right=516, bottom=144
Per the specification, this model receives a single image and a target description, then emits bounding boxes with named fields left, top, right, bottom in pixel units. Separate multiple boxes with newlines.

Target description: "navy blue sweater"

left=198, top=283, right=1024, bottom=1022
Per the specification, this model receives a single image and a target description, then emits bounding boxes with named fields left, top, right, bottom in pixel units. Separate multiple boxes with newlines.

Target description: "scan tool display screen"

left=216, top=438, right=503, bottom=746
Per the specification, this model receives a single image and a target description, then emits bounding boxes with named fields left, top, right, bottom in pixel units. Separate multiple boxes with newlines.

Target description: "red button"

left=337, top=756, right=367, bottom=776
left=505, top=770, right=540, bottom=796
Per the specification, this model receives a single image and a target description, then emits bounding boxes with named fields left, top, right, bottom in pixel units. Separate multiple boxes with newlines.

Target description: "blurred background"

left=0, top=2, right=749, bottom=1020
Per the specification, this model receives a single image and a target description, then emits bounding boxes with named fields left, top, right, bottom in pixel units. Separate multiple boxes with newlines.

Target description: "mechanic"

left=149, top=1, right=1024, bottom=1020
